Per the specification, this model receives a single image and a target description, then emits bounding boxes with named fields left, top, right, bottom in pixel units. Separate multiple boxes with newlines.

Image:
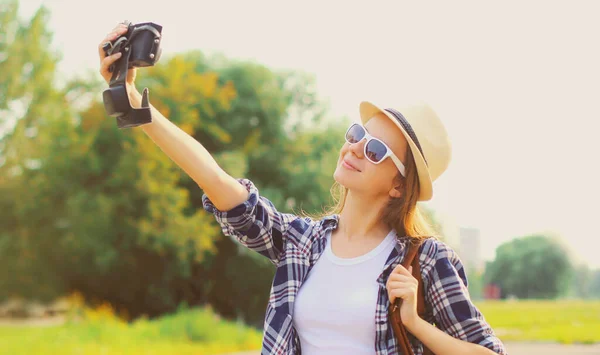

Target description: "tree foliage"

left=484, top=234, right=572, bottom=299
left=0, top=1, right=339, bottom=325
left=1, top=1, right=477, bottom=328
left=0, top=0, right=67, bottom=301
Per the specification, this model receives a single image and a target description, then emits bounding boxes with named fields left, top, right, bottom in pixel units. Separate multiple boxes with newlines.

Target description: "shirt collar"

left=320, top=214, right=409, bottom=285
left=377, top=232, right=410, bottom=285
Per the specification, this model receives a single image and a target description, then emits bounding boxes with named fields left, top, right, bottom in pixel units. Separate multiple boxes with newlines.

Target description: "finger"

left=389, top=273, right=415, bottom=281
left=98, top=26, right=129, bottom=59
left=388, top=273, right=416, bottom=283
left=389, top=287, right=414, bottom=303
left=98, top=33, right=118, bottom=58
left=393, top=264, right=412, bottom=277
left=111, top=22, right=129, bottom=33
left=99, top=52, right=122, bottom=77
left=408, top=265, right=413, bottom=273
left=388, top=278, right=418, bottom=296
left=392, top=287, right=415, bottom=297
left=387, top=277, right=415, bottom=290
left=102, top=51, right=122, bottom=65
left=391, top=287, right=415, bottom=299
left=387, top=281, right=414, bottom=290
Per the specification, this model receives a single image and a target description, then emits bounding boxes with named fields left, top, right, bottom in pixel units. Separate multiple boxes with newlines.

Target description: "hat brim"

left=359, top=101, right=433, bottom=201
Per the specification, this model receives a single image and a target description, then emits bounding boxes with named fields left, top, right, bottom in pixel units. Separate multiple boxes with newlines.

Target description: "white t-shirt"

left=293, top=229, right=397, bottom=354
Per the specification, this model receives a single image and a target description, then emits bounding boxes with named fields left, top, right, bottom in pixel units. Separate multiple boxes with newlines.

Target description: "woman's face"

left=333, top=112, right=409, bottom=197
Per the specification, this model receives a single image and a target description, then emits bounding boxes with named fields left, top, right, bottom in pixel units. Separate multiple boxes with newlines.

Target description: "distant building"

left=421, top=210, right=484, bottom=274
left=458, top=227, right=484, bottom=273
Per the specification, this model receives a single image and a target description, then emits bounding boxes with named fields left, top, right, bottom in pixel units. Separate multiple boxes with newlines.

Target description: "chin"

left=333, top=165, right=357, bottom=190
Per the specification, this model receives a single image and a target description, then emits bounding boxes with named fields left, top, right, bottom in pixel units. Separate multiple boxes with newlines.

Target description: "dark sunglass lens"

left=346, top=124, right=365, bottom=143
left=365, top=139, right=388, bottom=162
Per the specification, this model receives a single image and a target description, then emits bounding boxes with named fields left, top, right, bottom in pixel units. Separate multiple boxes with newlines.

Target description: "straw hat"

left=359, top=101, right=452, bottom=201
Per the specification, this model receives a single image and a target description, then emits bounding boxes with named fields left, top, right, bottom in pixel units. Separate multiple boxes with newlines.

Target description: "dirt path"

left=224, top=342, right=600, bottom=355
left=505, top=342, right=600, bottom=354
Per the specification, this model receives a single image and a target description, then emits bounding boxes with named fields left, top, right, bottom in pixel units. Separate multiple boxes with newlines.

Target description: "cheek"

left=338, top=143, right=349, bottom=159
left=367, top=161, right=397, bottom=188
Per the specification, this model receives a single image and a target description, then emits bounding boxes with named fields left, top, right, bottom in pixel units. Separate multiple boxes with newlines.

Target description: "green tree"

left=0, top=0, right=68, bottom=301
left=1, top=1, right=338, bottom=324
left=484, top=234, right=572, bottom=299
left=0, top=2, right=370, bottom=328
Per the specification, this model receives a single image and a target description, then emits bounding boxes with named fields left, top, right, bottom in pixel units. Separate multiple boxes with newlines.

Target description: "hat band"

left=384, top=108, right=428, bottom=166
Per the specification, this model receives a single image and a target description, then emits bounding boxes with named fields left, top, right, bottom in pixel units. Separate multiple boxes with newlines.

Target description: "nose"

left=348, top=137, right=366, bottom=158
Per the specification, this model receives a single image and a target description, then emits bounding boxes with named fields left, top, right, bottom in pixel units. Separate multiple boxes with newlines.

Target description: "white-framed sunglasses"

left=345, top=123, right=406, bottom=177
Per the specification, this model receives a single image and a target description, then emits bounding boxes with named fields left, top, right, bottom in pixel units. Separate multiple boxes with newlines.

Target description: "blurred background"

left=1, top=0, right=599, bottom=354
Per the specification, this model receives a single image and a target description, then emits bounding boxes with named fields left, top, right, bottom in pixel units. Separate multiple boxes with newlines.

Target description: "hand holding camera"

left=97, top=21, right=163, bottom=129
left=98, top=23, right=136, bottom=88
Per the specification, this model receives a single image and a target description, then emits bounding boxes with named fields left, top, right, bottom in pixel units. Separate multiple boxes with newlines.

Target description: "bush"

left=0, top=299, right=263, bottom=355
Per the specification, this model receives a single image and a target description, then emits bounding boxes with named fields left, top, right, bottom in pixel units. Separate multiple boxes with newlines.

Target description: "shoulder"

left=287, top=213, right=338, bottom=254
left=288, top=212, right=337, bottom=233
left=418, top=237, right=460, bottom=264
left=417, top=237, right=467, bottom=284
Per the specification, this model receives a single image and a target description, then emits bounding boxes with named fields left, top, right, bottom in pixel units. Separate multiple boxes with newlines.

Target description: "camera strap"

left=103, top=25, right=161, bottom=128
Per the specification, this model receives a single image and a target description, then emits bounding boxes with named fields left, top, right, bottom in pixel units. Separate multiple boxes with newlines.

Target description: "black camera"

left=102, top=22, right=163, bottom=129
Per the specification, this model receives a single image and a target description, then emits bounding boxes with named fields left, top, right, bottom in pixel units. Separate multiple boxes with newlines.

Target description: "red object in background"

left=484, top=284, right=501, bottom=299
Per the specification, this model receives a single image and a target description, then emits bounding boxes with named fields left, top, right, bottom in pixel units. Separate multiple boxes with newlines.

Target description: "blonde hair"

left=301, top=148, right=439, bottom=242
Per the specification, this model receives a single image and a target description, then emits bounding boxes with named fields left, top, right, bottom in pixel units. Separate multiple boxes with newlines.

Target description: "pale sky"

left=17, top=0, right=600, bottom=268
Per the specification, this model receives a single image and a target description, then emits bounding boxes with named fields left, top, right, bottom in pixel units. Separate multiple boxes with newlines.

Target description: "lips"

left=343, top=159, right=361, bottom=172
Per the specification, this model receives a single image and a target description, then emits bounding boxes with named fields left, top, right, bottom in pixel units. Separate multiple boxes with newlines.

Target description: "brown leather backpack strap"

left=389, top=306, right=414, bottom=355
left=389, top=240, right=420, bottom=355
left=412, top=248, right=426, bottom=317
left=411, top=243, right=434, bottom=355
left=389, top=239, right=435, bottom=355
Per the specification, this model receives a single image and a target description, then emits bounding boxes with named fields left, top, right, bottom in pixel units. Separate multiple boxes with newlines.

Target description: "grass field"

left=0, top=303, right=262, bottom=355
left=477, top=300, right=600, bottom=344
left=0, top=299, right=598, bottom=354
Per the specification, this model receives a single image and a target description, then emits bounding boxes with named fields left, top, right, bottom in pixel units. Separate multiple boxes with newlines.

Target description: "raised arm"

left=128, top=89, right=248, bottom=211
left=98, top=23, right=303, bottom=265
left=133, top=89, right=302, bottom=264
left=98, top=23, right=247, bottom=211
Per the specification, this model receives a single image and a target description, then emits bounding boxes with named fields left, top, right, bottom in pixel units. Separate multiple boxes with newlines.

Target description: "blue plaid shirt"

left=202, top=178, right=507, bottom=355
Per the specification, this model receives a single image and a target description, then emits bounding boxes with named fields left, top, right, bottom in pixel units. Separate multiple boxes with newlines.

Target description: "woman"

left=99, top=23, right=507, bottom=355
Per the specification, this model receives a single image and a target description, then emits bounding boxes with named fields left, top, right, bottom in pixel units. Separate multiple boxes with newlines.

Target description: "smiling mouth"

left=342, top=160, right=361, bottom=172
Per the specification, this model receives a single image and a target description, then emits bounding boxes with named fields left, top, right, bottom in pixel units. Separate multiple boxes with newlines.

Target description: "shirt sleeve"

left=421, top=239, right=507, bottom=354
left=202, top=178, right=300, bottom=265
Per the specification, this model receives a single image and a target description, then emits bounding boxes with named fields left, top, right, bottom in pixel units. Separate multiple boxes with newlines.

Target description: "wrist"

left=128, top=87, right=142, bottom=108
left=404, top=314, right=426, bottom=335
